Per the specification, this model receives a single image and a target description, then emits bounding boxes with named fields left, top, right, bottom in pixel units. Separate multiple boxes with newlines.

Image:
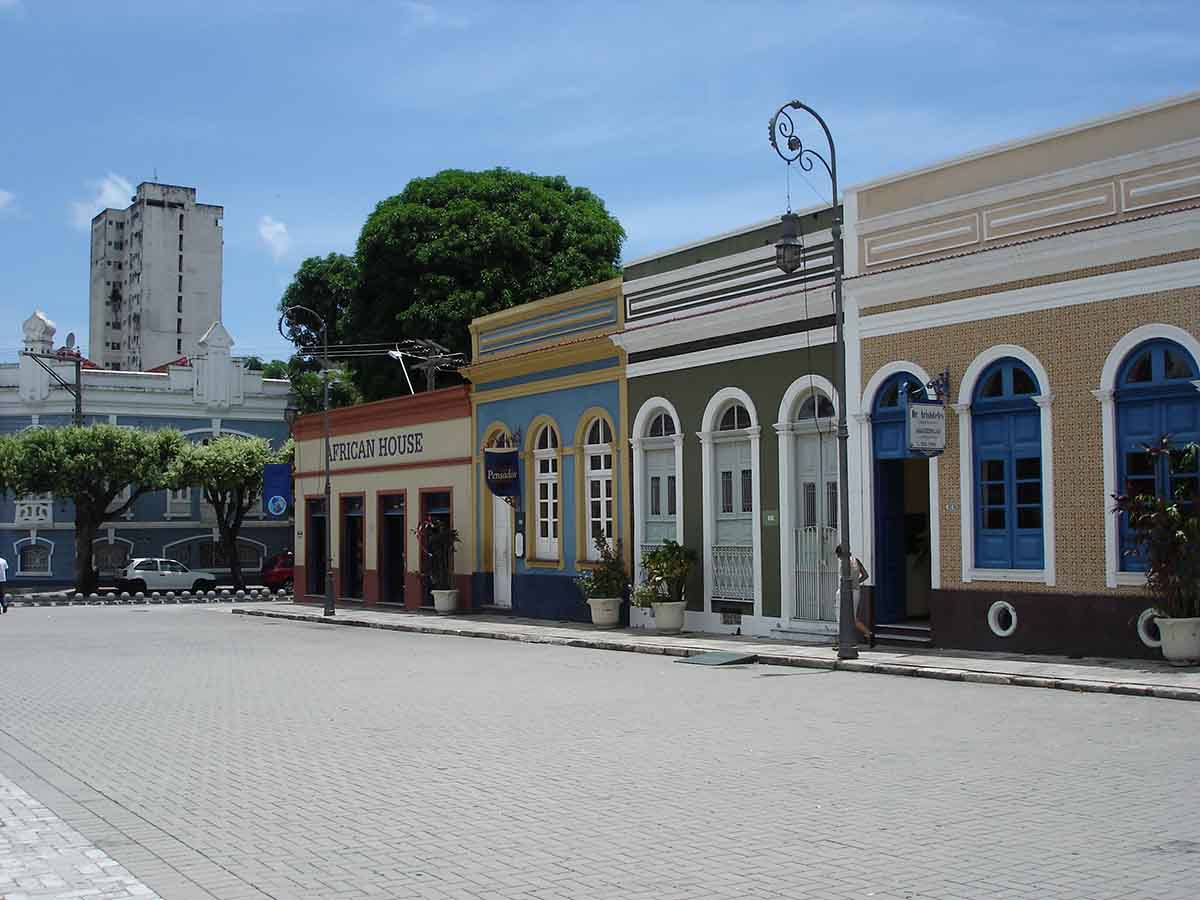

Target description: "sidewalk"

left=0, top=770, right=161, bottom=900
left=233, top=602, right=1200, bottom=702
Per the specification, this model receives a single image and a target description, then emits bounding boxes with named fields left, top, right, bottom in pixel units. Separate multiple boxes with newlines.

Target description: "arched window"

left=583, top=417, right=614, bottom=560
left=533, top=424, right=560, bottom=559
left=643, top=414, right=676, bottom=525
left=633, top=400, right=683, bottom=586
left=797, top=392, right=835, bottom=423
left=712, top=401, right=754, bottom=600
left=719, top=403, right=752, bottom=431
left=972, top=358, right=1043, bottom=570
left=1116, top=339, right=1200, bottom=571
left=15, top=537, right=53, bottom=576
left=648, top=412, right=676, bottom=437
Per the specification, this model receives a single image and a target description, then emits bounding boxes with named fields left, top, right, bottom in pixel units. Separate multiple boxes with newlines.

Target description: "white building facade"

left=3, top=312, right=291, bottom=588
left=89, top=182, right=223, bottom=372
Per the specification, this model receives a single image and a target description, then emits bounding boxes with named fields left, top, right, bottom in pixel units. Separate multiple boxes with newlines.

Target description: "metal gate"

left=794, top=525, right=837, bottom=621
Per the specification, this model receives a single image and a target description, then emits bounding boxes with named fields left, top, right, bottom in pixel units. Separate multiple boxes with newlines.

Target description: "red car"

left=261, top=552, right=294, bottom=593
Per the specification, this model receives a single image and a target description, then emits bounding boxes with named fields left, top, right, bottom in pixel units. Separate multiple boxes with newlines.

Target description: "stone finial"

left=22, top=311, right=56, bottom=351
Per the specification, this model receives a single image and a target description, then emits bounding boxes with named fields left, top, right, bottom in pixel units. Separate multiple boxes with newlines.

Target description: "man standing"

left=0, top=554, right=9, bottom=613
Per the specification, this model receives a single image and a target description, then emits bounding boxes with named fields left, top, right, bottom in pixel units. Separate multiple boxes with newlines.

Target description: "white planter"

left=652, top=600, right=686, bottom=635
left=1157, top=616, right=1200, bottom=666
left=586, top=597, right=621, bottom=628
left=432, top=589, right=459, bottom=615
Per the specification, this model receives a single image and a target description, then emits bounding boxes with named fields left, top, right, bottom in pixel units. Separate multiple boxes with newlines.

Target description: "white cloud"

left=69, top=173, right=133, bottom=230
left=258, top=215, right=291, bottom=261
left=0, top=189, right=13, bottom=211
left=398, top=1, right=469, bottom=28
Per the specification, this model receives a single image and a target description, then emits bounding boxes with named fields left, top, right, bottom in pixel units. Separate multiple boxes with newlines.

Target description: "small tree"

left=1112, top=439, right=1200, bottom=619
left=170, top=436, right=293, bottom=590
left=10, top=425, right=185, bottom=593
left=415, top=517, right=460, bottom=591
left=639, top=540, right=698, bottom=605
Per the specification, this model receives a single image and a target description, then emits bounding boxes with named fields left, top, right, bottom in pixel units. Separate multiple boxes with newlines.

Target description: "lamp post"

left=769, top=99, right=858, bottom=660
left=279, top=305, right=336, bottom=618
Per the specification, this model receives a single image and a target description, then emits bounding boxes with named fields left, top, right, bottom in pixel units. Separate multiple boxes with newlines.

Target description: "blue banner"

left=484, top=448, right=521, bottom=499
left=262, top=463, right=293, bottom=518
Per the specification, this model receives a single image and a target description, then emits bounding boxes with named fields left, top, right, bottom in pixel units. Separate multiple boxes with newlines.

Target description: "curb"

left=230, top=608, right=1200, bottom=703
left=12, top=590, right=290, bottom=608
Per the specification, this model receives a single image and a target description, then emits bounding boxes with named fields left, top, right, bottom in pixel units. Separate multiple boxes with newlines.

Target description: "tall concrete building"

left=89, top=183, right=223, bottom=371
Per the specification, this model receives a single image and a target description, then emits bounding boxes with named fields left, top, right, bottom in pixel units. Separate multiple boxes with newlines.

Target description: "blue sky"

left=1, top=0, right=1197, bottom=362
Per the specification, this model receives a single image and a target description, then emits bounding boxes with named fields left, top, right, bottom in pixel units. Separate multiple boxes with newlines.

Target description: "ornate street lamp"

left=279, top=305, right=336, bottom=618
left=769, top=99, right=858, bottom=660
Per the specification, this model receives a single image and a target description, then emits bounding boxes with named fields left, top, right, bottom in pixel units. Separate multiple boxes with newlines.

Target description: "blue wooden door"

left=1116, top=340, right=1200, bottom=570
left=971, top=360, right=1043, bottom=570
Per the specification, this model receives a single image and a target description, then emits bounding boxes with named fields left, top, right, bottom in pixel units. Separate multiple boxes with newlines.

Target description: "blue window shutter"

left=972, top=360, right=1043, bottom=570
left=1115, top=340, right=1200, bottom=572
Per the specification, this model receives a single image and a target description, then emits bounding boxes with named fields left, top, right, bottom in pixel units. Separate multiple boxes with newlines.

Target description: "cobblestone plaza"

left=2, top=606, right=1198, bottom=900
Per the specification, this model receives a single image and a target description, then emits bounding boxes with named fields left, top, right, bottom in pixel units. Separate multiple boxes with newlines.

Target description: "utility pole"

left=23, top=346, right=84, bottom=427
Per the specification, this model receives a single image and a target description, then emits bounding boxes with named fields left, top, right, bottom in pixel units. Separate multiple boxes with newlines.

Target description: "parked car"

left=261, top=552, right=294, bottom=593
left=116, top=558, right=218, bottom=594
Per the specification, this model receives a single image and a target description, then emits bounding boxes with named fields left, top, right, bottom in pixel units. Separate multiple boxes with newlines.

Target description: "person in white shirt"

left=0, top=555, right=9, bottom=613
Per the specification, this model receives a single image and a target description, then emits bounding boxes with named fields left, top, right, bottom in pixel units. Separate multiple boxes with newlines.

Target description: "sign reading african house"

left=484, top=447, right=520, bottom=498
left=328, top=431, right=424, bottom=464
left=908, top=401, right=946, bottom=454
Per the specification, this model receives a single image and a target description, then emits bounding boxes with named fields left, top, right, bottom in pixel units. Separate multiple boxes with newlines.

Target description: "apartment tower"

left=88, top=183, right=223, bottom=370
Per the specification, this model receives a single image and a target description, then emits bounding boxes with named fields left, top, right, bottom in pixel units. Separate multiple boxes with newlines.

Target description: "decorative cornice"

left=293, top=385, right=470, bottom=440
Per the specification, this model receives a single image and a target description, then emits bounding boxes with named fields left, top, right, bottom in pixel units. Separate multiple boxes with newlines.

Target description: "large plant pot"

left=1158, top=616, right=1200, bottom=666
left=432, top=589, right=458, bottom=615
left=652, top=600, right=686, bottom=635
left=586, top=597, right=621, bottom=628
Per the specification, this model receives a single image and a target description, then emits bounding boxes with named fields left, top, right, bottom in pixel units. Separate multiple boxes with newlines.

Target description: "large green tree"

left=344, top=168, right=624, bottom=400
left=169, top=435, right=293, bottom=590
left=278, top=252, right=360, bottom=349
left=7, top=426, right=185, bottom=593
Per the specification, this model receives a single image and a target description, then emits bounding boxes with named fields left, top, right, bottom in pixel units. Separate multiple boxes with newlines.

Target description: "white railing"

left=15, top=494, right=52, bottom=525
left=712, top=544, right=754, bottom=600
left=794, top=526, right=838, bottom=622
left=638, top=542, right=660, bottom=584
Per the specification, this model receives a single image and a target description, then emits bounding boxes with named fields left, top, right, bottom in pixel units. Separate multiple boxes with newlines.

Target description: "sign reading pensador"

left=908, top=402, right=946, bottom=455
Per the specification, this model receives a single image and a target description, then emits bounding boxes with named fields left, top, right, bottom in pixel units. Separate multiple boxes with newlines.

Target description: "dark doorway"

left=871, top=373, right=934, bottom=629
left=379, top=494, right=406, bottom=605
left=306, top=497, right=327, bottom=595
left=419, top=490, right=452, bottom=607
left=341, top=496, right=364, bottom=599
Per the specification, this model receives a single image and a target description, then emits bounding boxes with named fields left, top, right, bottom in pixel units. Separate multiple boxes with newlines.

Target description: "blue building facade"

left=0, top=313, right=292, bottom=588
left=464, top=279, right=630, bottom=622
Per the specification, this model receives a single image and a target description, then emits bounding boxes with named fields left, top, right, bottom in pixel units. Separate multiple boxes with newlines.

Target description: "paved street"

left=1, top=607, right=1198, bottom=900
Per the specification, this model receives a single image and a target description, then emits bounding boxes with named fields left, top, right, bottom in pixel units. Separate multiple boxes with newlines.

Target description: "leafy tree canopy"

left=260, top=359, right=290, bottom=379
left=5, top=425, right=185, bottom=592
left=169, top=435, right=292, bottom=590
left=278, top=252, right=360, bottom=349
left=279, top=168, right=624, bottom=402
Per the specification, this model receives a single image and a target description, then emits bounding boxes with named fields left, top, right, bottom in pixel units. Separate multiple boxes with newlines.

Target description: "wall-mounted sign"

left=262, top=463, right=293, bottom=518
left=328, top=431, right=424, bottom=464
left=908, top=401, right=946, bottom=455
left=484, top=447, right=521, bottom=498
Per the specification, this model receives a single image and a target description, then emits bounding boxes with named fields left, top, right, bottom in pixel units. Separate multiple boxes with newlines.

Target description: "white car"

left=116, top=558, right=218, bottom=594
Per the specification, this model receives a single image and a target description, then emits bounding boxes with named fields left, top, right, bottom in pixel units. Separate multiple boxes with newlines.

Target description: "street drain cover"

left=676, top=651, right=757, bottom=666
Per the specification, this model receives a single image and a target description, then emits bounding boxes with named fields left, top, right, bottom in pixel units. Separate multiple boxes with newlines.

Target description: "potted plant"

left=416, top=518, right=461, bottom=614
left=639, top=540, right=698, bottom=634
left=576, top=537, right=629, bottom=628
left=1112, top=440, right=1200, bottom=665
